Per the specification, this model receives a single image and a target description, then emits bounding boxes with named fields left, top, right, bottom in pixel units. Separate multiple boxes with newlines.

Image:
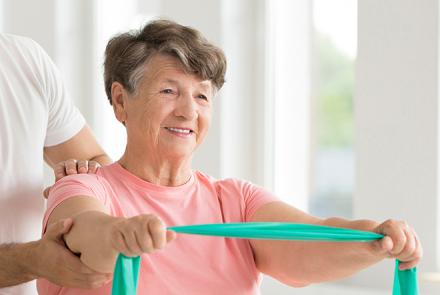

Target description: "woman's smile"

left=164, top=126, right=195, bottom=138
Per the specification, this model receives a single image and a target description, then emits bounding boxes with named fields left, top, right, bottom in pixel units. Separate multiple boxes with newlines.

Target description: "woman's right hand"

left=109, top=214, right=176, bottom=257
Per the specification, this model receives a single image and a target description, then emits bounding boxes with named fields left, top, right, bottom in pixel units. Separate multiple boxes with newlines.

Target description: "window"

left=309, top=0, right=357, bottom=218
left=268, top=0, right=356, bottom=216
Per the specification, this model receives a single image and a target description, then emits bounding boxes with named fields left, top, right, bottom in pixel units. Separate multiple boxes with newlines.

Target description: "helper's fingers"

left=77, top=160, right=88, bottom=174
left=54, top=162, right=68, bottom=181
left=68, top=274, right=112, bottom=289
left=88, top=161, right=101, bottom=174
left=56, top=253, right=112, bottom=289
left=65, top=159, right=78, bottom=175
left=43, top=186, right=51, bottom=199
left=61, top=247, right=101, bottom=275
left=44, top=219, right=73, bottom=241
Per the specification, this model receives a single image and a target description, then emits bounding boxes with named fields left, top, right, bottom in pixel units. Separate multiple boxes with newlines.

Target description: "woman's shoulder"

left=194, top=171, right=255, bottom=193
left=47, top=165, right=122, bottom=207
left=49, top=166, right=114, bottom=197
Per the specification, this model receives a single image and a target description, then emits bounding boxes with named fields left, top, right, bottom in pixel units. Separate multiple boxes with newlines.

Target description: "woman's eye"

left=198, top=94, right=208, bottom=101
left=161, top=89, right=174, bottom=94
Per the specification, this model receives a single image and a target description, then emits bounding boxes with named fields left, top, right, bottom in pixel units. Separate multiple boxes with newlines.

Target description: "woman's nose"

left=175, top=94, right=197, bottom=120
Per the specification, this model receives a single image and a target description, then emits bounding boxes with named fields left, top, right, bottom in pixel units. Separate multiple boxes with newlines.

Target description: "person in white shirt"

left=0, top=33, right=112, bottom=294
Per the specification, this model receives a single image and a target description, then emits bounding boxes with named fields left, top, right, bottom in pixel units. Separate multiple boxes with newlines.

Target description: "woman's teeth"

left=167, top=127, right=191, bottom=134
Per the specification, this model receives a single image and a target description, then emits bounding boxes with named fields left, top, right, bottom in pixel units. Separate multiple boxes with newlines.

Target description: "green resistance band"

left=111, top=222, right=418, bottom=295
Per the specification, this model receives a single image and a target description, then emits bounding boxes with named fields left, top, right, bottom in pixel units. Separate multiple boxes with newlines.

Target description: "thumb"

left=43, top=186, right=51, bottom=199
left=44, top=218, right=73, bottom=241
left=372, top=236, right=394, bottom=257
left=166, top=230, right=177, bottom=243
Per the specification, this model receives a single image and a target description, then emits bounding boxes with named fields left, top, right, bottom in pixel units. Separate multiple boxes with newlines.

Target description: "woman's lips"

left=165, top=127, right=194, bottom=138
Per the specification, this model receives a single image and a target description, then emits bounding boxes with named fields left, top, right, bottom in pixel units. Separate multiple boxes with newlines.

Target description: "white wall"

left=354, top=1, right=440, bottom=293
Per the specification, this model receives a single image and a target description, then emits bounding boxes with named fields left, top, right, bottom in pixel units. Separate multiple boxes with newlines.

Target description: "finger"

left=166, top=230, right=177, bottom=243
left=62, top=249, right=114, bottom=278
left=382, top=221, right=406, bottom=255
left=77, top=273, right=113, bottom=289
left=63, top=252, right=100, bottom=275
left=121, top=231, right=141, bottom=257
left=398, top=227, right=416, bottom=260
left=128, top=230, right=144, bottom=255
left=44, top=219, right=73, bottom=240
left=372, top=236, right=393, bottom=255
left=54, top=162, right=67, bottom=181
left=111, top=230, right=129, bottom=254
left=399, top=229, right=422, bottom=270
left=65, top=272, right=112, bottom=289
left=414, top=230, right=423, bottom=260
left=136, top=229, right=154, bottom=254
left=148, top=217, right=166, bottom=249
left=65, top=159, right=78, bottom=175
left=391, top=225, right=407, bottom=256
left=77, top=160, right=88, bottom=174
left=399, top=258, right=420, bottom=270
left=88, top=161, right=101, bottom=174
left=43, top=186, right=51, bottom=199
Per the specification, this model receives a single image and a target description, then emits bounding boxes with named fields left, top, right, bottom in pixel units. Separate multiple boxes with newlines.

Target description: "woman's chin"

left=161, top=148, right=194, bottom=160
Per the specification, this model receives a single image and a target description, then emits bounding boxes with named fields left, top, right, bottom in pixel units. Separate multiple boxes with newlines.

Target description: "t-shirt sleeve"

left=28, top=39, right=86, bottom=146
left=43, top=174, right=110, bottom=234
left=240, top=181, right=280, bottom=222
left=215, top=177, right=280, bottom=222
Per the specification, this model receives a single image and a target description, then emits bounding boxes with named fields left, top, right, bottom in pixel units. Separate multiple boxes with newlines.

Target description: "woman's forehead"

left=144, top=55, right=212, bottom=88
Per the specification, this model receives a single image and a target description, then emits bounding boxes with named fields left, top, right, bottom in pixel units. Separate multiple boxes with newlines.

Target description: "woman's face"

left=114, top=54, right=214, bottom=161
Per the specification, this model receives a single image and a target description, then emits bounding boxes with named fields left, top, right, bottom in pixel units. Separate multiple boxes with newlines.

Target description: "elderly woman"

left=37, top=20, right=421, bottom=294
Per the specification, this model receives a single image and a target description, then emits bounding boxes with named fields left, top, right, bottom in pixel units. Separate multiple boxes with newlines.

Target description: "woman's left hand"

left=372, top=219, right=423, bottom=270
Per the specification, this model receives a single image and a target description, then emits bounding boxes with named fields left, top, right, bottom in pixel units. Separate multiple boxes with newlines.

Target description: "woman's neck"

left=118, top=148, right=193, bottom=187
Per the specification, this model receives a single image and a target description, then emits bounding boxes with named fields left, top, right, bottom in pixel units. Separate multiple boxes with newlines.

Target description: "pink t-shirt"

left=37, top=163, right=279, bottom=295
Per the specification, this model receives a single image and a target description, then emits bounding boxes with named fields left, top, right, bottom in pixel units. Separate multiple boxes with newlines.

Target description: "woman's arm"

left=249, top=201, right=422, bottom=287
left=46, top=196, right=176, bottom=273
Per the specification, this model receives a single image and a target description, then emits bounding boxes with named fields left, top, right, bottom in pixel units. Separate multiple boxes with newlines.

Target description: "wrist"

left=16, top=241, right=40, bottom=280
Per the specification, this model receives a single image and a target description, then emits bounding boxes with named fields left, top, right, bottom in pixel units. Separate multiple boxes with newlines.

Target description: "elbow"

left=284, top=280, right=311, bottom=288
left=262, top=266, right=313, bottom=288
left=274, top=272, right=312, bottom=288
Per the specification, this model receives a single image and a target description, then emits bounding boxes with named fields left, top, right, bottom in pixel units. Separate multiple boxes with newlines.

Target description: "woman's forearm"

left=320, top=216, right=379, bottom=233
left=64, top=211, right=120, bottom=273
left=290, top=217, right=384, bottom=283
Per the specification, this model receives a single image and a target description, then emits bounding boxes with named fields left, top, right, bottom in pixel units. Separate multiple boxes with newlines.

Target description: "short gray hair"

left=103, top=19, right=227, bottom=104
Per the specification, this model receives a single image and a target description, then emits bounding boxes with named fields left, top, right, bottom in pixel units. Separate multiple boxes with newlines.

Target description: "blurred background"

left=1, top=0, right=440, bottom=294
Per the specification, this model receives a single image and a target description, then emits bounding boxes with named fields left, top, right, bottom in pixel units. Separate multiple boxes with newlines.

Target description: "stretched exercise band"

left=111, top=222, right=418, bottom=295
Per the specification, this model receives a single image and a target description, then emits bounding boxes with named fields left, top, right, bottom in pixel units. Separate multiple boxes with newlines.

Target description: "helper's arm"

left=249, top=201, right=422, bottom=287
left=44, top=125, right=112, bottom=169
left=0, top=206, right=112, bottom=289
left=46, top=196, right=175, bottom=273
left=0, top=126, right=113, bottom=288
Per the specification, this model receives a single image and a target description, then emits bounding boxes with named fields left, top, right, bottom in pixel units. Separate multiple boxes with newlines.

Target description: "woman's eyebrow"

left=198, top=81, right=212, bottom=92
left=161, top=79, right=179, bottom=85
left=161, top=79, right=211, bottom=91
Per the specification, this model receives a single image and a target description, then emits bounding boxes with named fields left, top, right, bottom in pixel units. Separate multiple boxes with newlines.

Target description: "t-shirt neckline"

left=109, top=162, right=196, bottom=193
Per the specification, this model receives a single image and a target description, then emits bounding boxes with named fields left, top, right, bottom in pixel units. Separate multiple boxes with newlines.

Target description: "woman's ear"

left=111, top=82, right=128, bottom=125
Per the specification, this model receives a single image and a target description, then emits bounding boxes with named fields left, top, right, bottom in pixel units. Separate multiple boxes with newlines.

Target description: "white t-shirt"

left=0, top=34, right=85, bottom=295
